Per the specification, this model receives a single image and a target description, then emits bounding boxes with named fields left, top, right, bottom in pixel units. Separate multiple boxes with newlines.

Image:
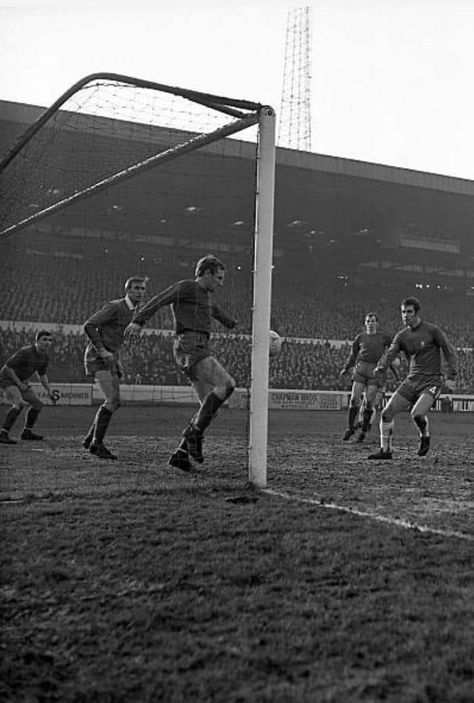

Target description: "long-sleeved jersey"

left=132, top=279, right=236, bottom=335
left=83, top=297, right=137, bottom=354
left=342, top=331, right=392, bottom=374
left=0, top=344, right=49, bottom=383
left=377, top=321, right=457, bottom=381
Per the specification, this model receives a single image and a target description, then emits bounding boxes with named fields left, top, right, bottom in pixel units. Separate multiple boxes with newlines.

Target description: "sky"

left=1, top=0, right=474, bottom=180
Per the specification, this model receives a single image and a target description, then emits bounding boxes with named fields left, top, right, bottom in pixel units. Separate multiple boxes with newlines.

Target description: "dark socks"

left=177, top=438, right=188, bottom=454
left=193, top=391, right=225, bottom=433
left=361, top=406, right=372, bottom=433
left=84, top=421, right=95, bottom=441
left=93, top=407, right=113, bottom=444
left=348, top=405, right=359, bottom=429
left=2, top=407, right=22, bottom=432
left=413, top=415, right=428, bottom=436
left=25, top=406, right=40, bottom=430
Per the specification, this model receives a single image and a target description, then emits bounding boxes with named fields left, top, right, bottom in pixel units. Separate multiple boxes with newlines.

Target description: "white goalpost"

left=249, top=107, right=276, bottom=487
left=0, top=73, right=276, bottom=487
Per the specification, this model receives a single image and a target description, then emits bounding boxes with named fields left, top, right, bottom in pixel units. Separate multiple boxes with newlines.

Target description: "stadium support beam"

left=249, top=106, right=276, bottom=488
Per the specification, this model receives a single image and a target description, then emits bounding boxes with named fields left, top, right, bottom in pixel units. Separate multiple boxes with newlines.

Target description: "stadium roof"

left=1, top=99, right=473, bottom=282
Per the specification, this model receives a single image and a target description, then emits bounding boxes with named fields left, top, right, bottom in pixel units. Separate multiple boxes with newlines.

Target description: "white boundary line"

left=263, top=488, right=474, bottom=542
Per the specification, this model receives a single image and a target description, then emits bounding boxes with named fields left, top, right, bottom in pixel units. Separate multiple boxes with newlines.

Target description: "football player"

left=125, top=255, right=237, bottom=472
left=82, top=276, right=147, bottom=460
left=0, top=329, right=55, bottom=444
left=368, top=297, right=457, bottom=459
left=339, top=312, right=393, bottom=443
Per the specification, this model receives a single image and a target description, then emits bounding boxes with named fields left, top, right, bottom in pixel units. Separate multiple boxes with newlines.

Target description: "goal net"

left=0, top=73, right=275, bottom=486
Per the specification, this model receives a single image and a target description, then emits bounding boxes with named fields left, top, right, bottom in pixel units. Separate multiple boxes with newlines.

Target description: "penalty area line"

left=262, top=488, right=474, bottom=542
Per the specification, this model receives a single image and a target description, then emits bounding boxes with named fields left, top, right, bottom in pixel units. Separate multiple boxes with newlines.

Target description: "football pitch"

left=1, top=406, right=473, bottom=702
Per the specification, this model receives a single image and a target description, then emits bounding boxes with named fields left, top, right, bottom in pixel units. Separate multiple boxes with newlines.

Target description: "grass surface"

left=1, top=406, right=473, bottom=702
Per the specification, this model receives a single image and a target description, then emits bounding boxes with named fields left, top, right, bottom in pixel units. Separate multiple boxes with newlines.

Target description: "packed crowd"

left=3, top=245, right=473, bottom=348
left=1, top=327, right=473, bottom=393
left=2, top=237, right=473, bottom=390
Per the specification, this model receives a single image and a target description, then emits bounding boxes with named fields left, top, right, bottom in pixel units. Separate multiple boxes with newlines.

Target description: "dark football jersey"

left=380, top=321, right=457, bottom=380
left=133, top=279, right=236, bottom=335
left=83, top=298, right=137, bottom=354
left=343, top=331, right=392, bottom=372
left=0, top=344, right=49, bottom=382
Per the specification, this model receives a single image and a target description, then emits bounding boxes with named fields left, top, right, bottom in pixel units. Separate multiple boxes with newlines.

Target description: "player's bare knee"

left=411, top=411, right=426, bottom=428
left=381, top=408, right=393, bottom=423
left=225, top=378, right=235, bottom=398
left=31, top=399, right=43, bottom=411
left=103, top=399, right=120, bottom=413
left=214, top=378, right=235, bottom=401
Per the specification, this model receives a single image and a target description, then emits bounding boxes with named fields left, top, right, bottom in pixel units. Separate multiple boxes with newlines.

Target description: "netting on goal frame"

left=0, top=72, right=275, bottom=487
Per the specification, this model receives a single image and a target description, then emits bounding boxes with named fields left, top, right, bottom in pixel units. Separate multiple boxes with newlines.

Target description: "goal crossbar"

left=0, top=74, right=276, bottom=488
left=0, top=72, right=263, bottom=173
left=0, top=111, right=260, bottom=240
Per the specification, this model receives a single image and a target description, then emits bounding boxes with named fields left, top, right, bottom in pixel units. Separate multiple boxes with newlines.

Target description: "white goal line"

left=262, top=488, right=474, bottom=543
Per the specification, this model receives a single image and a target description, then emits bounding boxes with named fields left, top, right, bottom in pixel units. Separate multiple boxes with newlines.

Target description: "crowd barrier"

left=2, top=384, right=472, bottom=412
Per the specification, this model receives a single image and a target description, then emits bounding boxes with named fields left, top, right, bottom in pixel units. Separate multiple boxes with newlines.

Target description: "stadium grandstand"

left=1, top=97, right=473, bottom=391
left=2, top=69, right=473, bottom=703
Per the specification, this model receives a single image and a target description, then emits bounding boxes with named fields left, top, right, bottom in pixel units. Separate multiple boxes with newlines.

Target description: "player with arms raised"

left=125, top=255, right=237, bottom=472
left=368, top=296, right=457, bottom=460
left=339, top=312, right=394, bottom=443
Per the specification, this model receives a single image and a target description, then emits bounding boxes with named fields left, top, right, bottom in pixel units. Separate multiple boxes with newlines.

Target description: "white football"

left=269, top=330, right=282, bottom=357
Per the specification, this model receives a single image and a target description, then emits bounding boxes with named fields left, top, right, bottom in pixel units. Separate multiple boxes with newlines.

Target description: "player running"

left=368, top=296, right=457, bottom=460
left=0, top=329, right=55, bottom=444
left=82, top=277, right=147, bottom=460
left=339, top=312, right=393, bottom=443
left=125, top=255, right=237, bottom=472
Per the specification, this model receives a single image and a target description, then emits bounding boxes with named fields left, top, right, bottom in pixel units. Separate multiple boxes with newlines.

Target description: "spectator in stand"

left=0, top=329, right=55, bottom=444
left=82, top=277, right=147, bottom=460
left=125, top=255, right=237, bottom=472
left=368, top=297, right=457, bottom=460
